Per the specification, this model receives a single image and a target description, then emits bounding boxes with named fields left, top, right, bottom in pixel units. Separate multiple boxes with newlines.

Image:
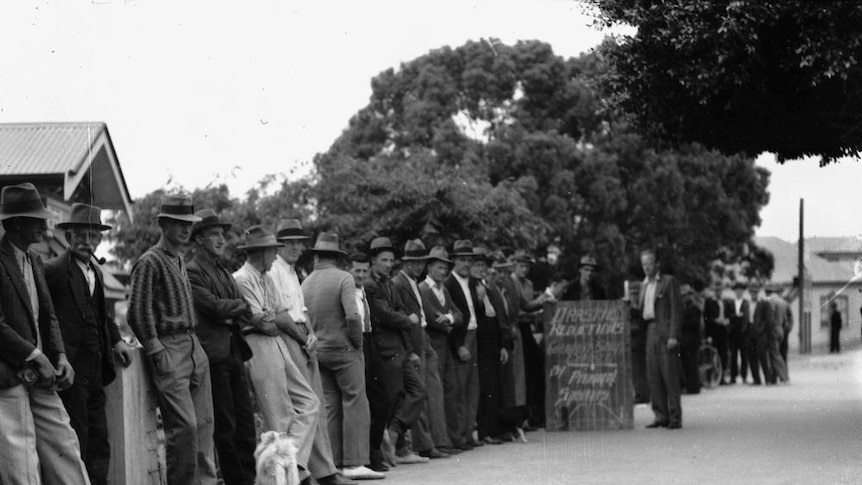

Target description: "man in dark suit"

left=749, top=285, right=771, bottom=385
left=0, top=183, right=90, bottom=483
left=365, top=237, right=426, bottom=463
left=562, top=255, right=607, bottom=301
left=727, top=282, right=751, bottom=384
left=637, top=249, right=683, bottom=429
left=185, top=209, right=257, bottom=485
left=45, top=203, right=133, bottom=485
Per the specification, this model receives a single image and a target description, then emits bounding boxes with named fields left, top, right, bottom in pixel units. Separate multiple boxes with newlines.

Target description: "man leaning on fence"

left=127, top=193, right=219, bottom=485
left=0, top=182, right=91, bottom=485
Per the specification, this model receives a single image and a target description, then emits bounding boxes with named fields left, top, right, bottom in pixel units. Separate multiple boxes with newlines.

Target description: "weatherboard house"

left=755, top=236, right=862, bottom=353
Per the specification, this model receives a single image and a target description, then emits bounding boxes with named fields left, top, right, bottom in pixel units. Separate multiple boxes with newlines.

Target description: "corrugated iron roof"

left=0, top=122, right=107, bottom=175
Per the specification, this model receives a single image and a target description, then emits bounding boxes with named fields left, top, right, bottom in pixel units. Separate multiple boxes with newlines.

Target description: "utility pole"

left=799, top=198, right=807, bottom=353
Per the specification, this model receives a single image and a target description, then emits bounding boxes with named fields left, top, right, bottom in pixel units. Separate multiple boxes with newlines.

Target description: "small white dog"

left=254, top=431, right=300, bottom=485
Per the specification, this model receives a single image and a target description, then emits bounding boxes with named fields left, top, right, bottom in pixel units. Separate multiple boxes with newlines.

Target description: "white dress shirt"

left=453, top=272, right=477, bottom=330
left=76, top=259, right=96, bottom=296
left=269, top=255, right=308, bottom=324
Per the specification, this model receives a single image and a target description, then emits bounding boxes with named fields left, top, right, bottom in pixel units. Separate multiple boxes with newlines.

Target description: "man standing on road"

left=127, top=193, right=219, bottom=484
left=765, top=286, right=790, bottom=385
left=727, top=282, right=751, bottom=384
left=0, top=183, right=90, bottom=484
left=186, top=209, right=257, bottom=485
left=303, top=233, right=384, bottom=481
left=46, top=203, right=133, bottom=485
left=637, top=249, right=683, bottom=429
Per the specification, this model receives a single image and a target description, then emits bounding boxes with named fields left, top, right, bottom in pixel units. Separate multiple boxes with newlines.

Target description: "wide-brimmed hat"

left=191, top=209, right=231, bottom=237
left=276, top=219, right=309, bottom=240
left=0, top=183, right=53, bottom=221
left=369, top=237, right=396, bottom=256
left=237, top=225, right=283, bottom=251
left=579, top=255, right=598, bottom=268
left=425, top=246, right=452, bottom=265
left=402, top=239, right=429, bottom=261
left=450, top=239, right=475, bottom=258
left=472, top=246, right=494, bottom=264
left=156, top=193, right=201, bottom=223
left=56, top=203, right=111, bottom=231
left=492, top=251, right=514, bottom=270
left=311, top=232, right=347, bottom=256
left=732, top=281, right=747, bottom=290
left=511, top=249, right=535, bottom=264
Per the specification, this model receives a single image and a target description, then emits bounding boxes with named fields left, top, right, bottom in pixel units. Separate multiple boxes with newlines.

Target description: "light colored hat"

left=492, top=251, right=514, bottom=269
left=156, top=193, right=201, bottom=223
left=237, top=225, right=283, bottom=251
left=450, top=239, right=475, bottom=258
left=56, top=203, right=111, bottom=231
left=579, top=255, right=598, bottom=268
left=402, top=239, right=429, bottom=261
left=369, top=237, right=396, bottom=255
left=276, top=219, right=309, bottom=240
left=425, top=246, right=452, bottom=265
left=0, top=183, right=53, bottom=221
left=311, top=232, right=347, bottom=256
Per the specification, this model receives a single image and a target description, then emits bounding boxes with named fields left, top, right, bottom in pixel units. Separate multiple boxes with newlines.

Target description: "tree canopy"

left=589, top=0, right=862, bottom=164
left=110, top=39, right=773, bottom=293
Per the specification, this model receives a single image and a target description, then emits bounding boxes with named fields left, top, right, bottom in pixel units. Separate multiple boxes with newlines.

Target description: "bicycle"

left=698, top=337, right=723, bottom=389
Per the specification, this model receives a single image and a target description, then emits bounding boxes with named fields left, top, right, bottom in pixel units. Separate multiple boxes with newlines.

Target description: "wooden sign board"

left=544, top=300, right=633, bottom=431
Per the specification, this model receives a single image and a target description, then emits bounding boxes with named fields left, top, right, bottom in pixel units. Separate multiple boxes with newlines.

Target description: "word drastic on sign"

left=544, top=300, right=633, bottom=431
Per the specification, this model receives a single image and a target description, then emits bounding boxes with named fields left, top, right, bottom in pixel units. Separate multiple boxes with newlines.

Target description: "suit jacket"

left=366, top=272, right=414, bottom=359
left=727, top=298, right=750, bottom=335
left=391, top=272, right=425, bottom=355
left=767, top=295, right=789, bottom=341
left=562, top=279, right=607, bottom=301
left=0, top=236, right=65, bottom=388
left=418, top=279, right=463, bottom=339
left=638, top=274, right=682, bottom=341
left=481, top=279, right=514, bottom=349
left=751, top=299, right=770, bottom=337
left=444, top=273, right=480, bottom=350
left=186, top=254, right=253, bottom=363
left=44, top=251, right=120, bottom=386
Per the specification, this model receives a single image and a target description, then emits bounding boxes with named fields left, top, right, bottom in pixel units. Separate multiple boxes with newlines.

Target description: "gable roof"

left=755, top=236, right=858, bottom=285
left=0, top=122, right=133, bottom=219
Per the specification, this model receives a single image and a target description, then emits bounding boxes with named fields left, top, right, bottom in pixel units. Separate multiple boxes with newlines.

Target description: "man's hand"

left=114, top=341, right=133, bottom=367
left=435, top=314, right=450, bottom=325
left=500, top=348, right=509, bottom=365
left=457, top=346, right=471, bottom=363
left=408, top=352, right=421, bottom=369
left=408, top=314, right=420, bottom=325
left=667, top=338, right=679, bottom=350
left=305, top=332, right=318, bottom=352
left=30, top=352, right=57, bottom=388
left=55, top=354, right=75, bottom=391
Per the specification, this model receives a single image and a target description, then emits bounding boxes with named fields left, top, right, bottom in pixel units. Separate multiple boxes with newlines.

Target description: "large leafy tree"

left=589, top=0, right=862, bottom=163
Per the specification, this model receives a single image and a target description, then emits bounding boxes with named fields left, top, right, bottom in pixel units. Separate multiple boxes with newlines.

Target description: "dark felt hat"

left=369, top=237, right=396, bottom=256
left=157, top=193, right=201, bottom=223
left=450, top=239, right=475, bottom=258
left=191, top=209, right=231, bottom=237
left=472, top=246, right=494, bottom=264
left=311, top=232, right=347, bottom=256
left=56, top=203, right=111, bottom=231
left=402, top=239, right=429, bottom=261
left=276, top=219, right=310, bottom=240
left=0, top=183, right=53, bottom=221
left=237, top=225, right=283, bottom=251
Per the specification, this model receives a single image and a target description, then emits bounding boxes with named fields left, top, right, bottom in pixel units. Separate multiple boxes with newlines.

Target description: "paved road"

left=382, top=346, right=862, bottom=485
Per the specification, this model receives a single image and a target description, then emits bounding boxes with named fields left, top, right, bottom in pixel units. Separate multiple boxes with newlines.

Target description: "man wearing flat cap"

left=185, top=209, right=256, bottom=485
left=270, top=221, right=356, bottom=485
left=303, top=233, right=382, bottom=481
left=392, top=239, right=451, bottom=460
left=127, top=193, right=218, bottom=484
left=562, top=255, right=606, bottom=301
left=45, top=202, right=133, bottom=485
left=232, top=226, right=323, bottom=485
left=0, top=183, right=90, bottom=484
left=364, top=237, right=427, bottom=462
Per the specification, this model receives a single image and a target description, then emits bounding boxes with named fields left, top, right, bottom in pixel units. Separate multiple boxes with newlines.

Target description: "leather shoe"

left=418, top=448, right=450, bottom=459
left=368, top=461, right=389, bottom=473
left=646, top=421, right=668, bottom=429
left=456, top=442, right=474, bottom=451
left=667, top=423, right=682, bottom=430
left=438, top=446, right=462, bottom=455
left=497, top=432, right=515, bottom=442
left=466, top=439, right=484, bottom=447
left=395, top=452, right=430, bottom=465
left=482, top=436, right=503, bottom=445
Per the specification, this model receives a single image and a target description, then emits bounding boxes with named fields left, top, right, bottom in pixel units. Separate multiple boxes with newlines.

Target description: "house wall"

left=787, top=283, right=862, bottom=353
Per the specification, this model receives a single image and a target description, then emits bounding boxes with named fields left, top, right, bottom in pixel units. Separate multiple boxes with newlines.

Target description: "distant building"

left=0, top=121, right=134, bottom=304
left=755, top=236, right=861, bottom=353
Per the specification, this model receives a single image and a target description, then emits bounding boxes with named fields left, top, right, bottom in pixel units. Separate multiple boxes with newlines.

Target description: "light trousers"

left=318, top=346, right=371, bottom=467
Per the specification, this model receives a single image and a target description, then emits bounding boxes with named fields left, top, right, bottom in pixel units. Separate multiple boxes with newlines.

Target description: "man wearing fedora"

left=303, top=233, right=383, bottom=481
left=45, top=202, right=133, bottom=485
left=269, top=222, right=354, bottom=485
left=232, top=226, right=321, bottom=485
left=443, top=239, right=484, bottom=449
left=127, top=193, right=219, bottom=484
left=392, top=239, right=451, bottom=460
left=418, top=246, right=464, bottom=453
left=185, top=210, right=257, bottom=485
left=364, top=237, right=426, bottom=462
left=562, top=255, right=606, bottom=301
left=0, top=183, right=90, bottom=484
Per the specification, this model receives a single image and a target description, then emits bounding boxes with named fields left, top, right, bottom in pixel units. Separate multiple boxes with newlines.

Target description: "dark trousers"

left=646, top=325, right=682, bottom=426
left=59, top=349, right=110, bottom=485
left=363, top=333, right=390, bottom=461
left=381, top=350, right=426, bottom=437
left=429, top=332, right=465, bottom=447
left=747, top=332, right=770, bottom=385
left=679, top=343, right=700, bottom=394
left=707, top=323, right=729, bottom=381
left=767, top=333, right=789, bottom=384
left=208, top=348, right=256, bottom=485
left=476, top=320, right=505, bottom=439
left=830, top=328, right=841, bottom=353
left=728, top=327, right=748, bottom=382
left=518, top=321, right=545, bottom=426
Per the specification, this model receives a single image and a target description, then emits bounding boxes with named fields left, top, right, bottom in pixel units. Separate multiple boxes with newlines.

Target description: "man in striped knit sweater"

left=127, top=193, right=218, bottom=485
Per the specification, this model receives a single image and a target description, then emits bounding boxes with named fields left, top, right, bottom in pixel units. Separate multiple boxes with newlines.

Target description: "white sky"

left=1, top=0, right=860, bottom=241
